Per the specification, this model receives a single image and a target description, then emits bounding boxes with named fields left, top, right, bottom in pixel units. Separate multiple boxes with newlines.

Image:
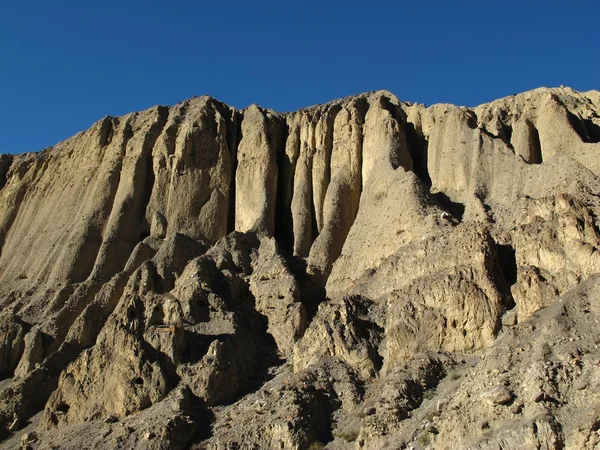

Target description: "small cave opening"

left=529, top=123, right=543, bottom=164
left=496, top=243, right=517, bottom=311
left=149, top=306, right=166, bottom=327
left=502, top=123, right=513, bottom=147
left=433, top=192, right=465, bottom=221
left=497, top=244, right=517, bottom=286
left=56, top=403, right=70, bottom=414
left=127, top=309, right=137, bottom=321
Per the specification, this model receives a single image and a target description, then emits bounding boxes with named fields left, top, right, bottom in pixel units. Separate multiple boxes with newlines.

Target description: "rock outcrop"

left=0, top=86, right=599, bottom=449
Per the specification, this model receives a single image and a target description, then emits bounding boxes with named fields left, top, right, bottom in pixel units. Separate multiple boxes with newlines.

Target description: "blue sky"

left=1, top=1, right=599, bottom=154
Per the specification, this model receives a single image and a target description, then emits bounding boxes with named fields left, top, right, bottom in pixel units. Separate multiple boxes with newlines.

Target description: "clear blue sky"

left=1, top=1, right=599, bottom=154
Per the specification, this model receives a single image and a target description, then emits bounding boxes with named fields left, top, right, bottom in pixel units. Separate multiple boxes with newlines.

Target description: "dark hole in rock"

left=149, top=306, right=165, bottom=326
left=502, top=123, right=513, bottom=146
left=133, top=377, right=144, bottom=385
left=433, top=192, right=465, bottom=220
left=188, top=297, right=210, bottom=323
left=497, top=244, right=517, bottom=286
left=584, top=119, right=600, bottom=143
left=56, top=403, right=70, bottom=414
left=496, top=244, right=517, bottom=311
left=529, top=123, right=543, bottom=164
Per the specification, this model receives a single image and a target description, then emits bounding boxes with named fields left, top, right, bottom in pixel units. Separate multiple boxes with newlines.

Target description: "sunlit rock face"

left=0, top=87, right=599, bottom=449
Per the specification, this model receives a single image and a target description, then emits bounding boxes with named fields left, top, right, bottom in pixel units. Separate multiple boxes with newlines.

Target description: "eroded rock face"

left=511, top=193, right=600, bottom=321
left=307, top=100, right=366, bottom=282
left=146, top=98, right=235, bottom=244
left=235, top=105, right=282, bottom=235
left=0, top=87, right=599, bottom=449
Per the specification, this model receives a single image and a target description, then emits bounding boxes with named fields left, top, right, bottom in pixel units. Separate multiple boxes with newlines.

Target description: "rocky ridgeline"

left=0, top=87, right=599, bottom=449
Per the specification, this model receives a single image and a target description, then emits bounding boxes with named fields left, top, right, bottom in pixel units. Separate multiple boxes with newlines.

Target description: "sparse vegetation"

left=449, top=370, right=462, bottom=381
left=417, top=432, right=431, bottom=447
left=423, top=387, right=437, bottom=401
left=334, top=428, right=359, bottom=442
left=424, top=409, right=441, bottom=422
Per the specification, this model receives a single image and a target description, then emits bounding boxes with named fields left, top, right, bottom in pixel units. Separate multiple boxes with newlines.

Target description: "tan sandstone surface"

left=0, top=86, right=599, bottom=449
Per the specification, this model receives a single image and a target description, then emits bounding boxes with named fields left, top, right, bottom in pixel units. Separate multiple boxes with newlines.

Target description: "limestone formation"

left=0, top=86, right=599, bottom=449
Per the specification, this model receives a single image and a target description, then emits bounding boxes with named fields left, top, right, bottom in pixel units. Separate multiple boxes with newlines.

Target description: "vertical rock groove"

left=226, top=108, right=242, bottom=235
left=312, top=104, right=340, bottom=234
left=513, top=118, right=543, bottom=164
left=0, top=154, right=13, bottom=192
left=52, top=118, right=134, bottom=284
left=92, top=108, right=169, bottom=280
left=307, top=99, right=367, bottom=282
left=234, top=105, right=281, bottom=235
left=290, top=113, right=316, bottom=257
left=274, top=115, right=296, bottom=253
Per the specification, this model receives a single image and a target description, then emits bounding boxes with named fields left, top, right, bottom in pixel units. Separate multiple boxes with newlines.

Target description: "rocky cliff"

left=0, top=87, right=600, bottom=449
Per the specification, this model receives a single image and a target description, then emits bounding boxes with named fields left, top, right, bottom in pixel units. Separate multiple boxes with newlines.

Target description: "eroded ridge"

left=0, top=86, right=599, bottom=449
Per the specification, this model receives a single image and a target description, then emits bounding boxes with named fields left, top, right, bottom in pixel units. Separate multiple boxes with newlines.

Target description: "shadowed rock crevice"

left=274, top=119, right=294, bottom=254
left=493, top=241, right=517, bottom=313
left=138, top=111, right=171, bottom=239
left=583, top=118, right=600, bottom=143
left=432, top=191, right=465, bottom=221
left=139, top=156, right=157, bottom=241
left=97, top=116, right=115, bottom=148
left=502, top=122, right=513, bottom=147
left=0, top=155, right=12, bottom=192
left=227, top=112, right=242, bottom=236
left=408, top=130, right=431, bottom=184
left=313, top=104, right=341, bottom=234
left=528, top=122, right=543, bottom=164
left=513, top=118, right=543, bottom=164
left=496, top=244, right=517, bottom=288
left=92, top=109, right=170, bottom=281
left=47, top=281, right=106, bottom=354
left=400, top=114, right=431, bottom=186
left=568, top=111, right=600, bottom=143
